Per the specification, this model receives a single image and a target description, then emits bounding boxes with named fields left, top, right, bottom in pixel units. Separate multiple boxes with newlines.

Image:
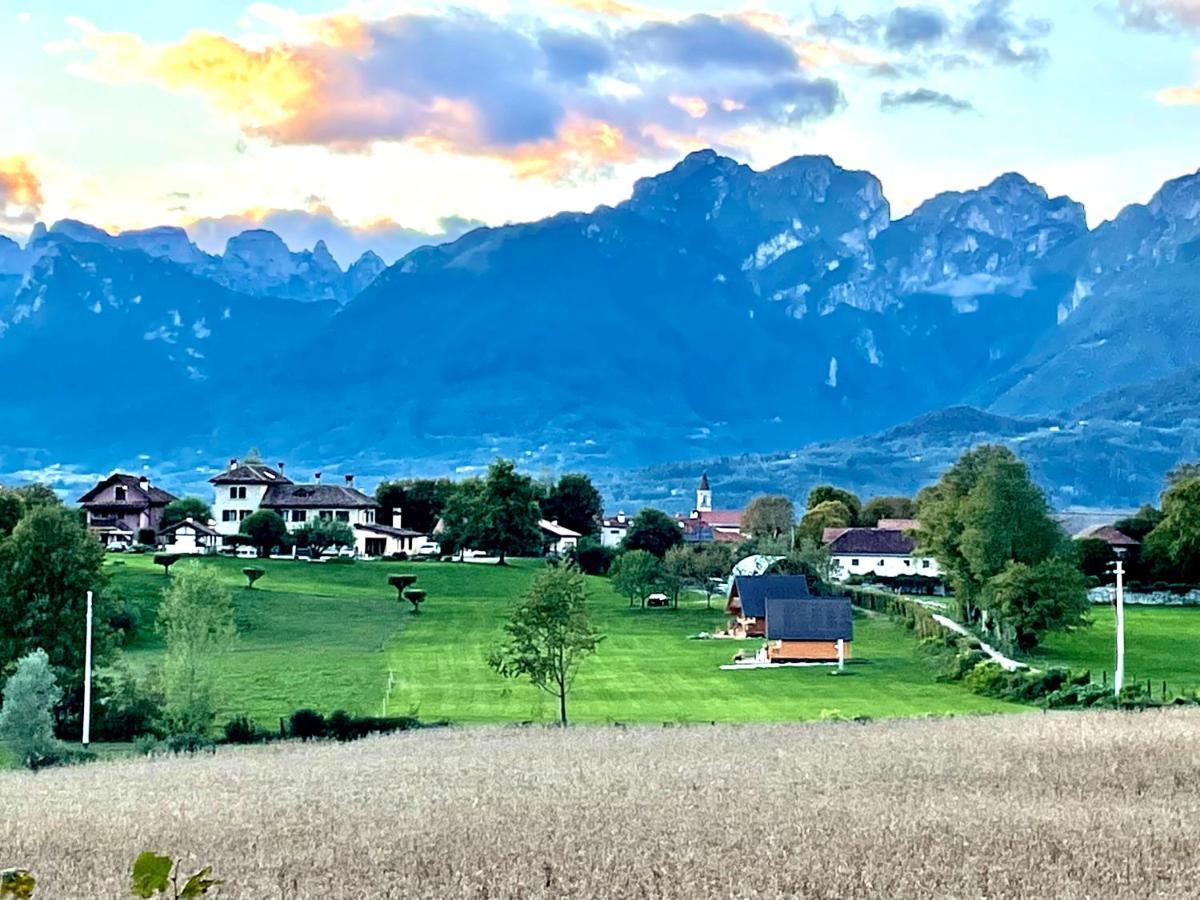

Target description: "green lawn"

left=108, top=555, right=1020, bottom=728
left=1030, top=605, right=1200, bottom=693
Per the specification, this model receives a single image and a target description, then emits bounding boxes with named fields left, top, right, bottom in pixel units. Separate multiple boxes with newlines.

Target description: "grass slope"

left=1031, top=605, right=1200, bottom=692
left=110, top=555, right=1017, bottom=726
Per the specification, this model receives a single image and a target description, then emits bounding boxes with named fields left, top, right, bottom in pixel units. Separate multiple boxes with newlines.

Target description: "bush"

left=138, top=528, right=158, bottom=546
left=92, top=668, right=163, bottom=741
left=164, top=731, right=214, bottom=754
left=289, top=708, right=327, bottom=740
left=846, top=587, right=942, bottom=639
left=569, top=538, right=616, bottom=576
left=106, top=603, right=140, bottom=645
left=242, top=567, right=265, bottom=589
left=391, top=551, right=409, bottom=561
left=222, top=714, right=270, bottom=744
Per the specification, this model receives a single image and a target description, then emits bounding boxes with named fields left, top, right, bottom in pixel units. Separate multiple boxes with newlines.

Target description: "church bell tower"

left=696, top=472, right=712, bottom=513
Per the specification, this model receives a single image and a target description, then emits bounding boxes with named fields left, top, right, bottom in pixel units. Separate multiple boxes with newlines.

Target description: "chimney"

left=392, top=508, right=403, bottom=528
left=229, top=458, right=238, bottom=470
left=277, top=462, right=285, bottom=474
left=138, top=476, right=149, bottom=492
left=617, top=511, right=626, bottom=524
left=314, top=471, right=322, bottom=484
left=345, top=474, right=355, bottom=487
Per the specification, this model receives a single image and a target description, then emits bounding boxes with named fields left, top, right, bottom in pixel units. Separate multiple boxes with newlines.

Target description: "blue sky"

left=2, top=1, right=1199, bottom=263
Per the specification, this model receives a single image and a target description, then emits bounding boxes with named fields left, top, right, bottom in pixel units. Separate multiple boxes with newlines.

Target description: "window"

left=851, top=558, right=859, bottom=566
left=319, top=511, right=332, bottom=520
left=229, top=486, right=247, bottom=500
left=922, top=559, right=931, bottom=569
left=366, top=510, right=375, bottom=523
left=222, top=510, right=237, bottom=522
left=878, top=559, right=886, bottom=566
left=114, top=486, right=127, bottom=501
left=904, top=559, right=912, bottom=566
left=292, top=510, right=307, bottom=523
left=238, top=510, right=250, bottom=521
left=335, top=511, right=349, bottom=522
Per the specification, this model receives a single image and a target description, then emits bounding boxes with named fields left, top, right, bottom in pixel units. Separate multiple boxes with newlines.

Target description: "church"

left=678, top=472, right=746, bottom=544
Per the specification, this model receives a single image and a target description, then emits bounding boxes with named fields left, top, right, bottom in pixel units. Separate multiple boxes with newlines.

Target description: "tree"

left=375, top=478, right=454, bottom=533
left=623, top=508, right=682, bottom=558
left=610, top=549, right=661, bottom=608
left=860, top=496, right=917, bottom=527
left=980, top=559, right=1089, bottom=652
left=474, top=459, right=544, bottom=564
left=766, top=539, right=836, bottom=595
left=242, top=567, right=265, bottom=589
left=797, top=500, right=853, bottom=544
left=0, top=505, right=110, bottom=686
left=158, top=562, right=236, bottom=734
left=1113, top=504, right=1163, bottom=544
left=568, top=537, right=616, bottom=575
left=1143, top=477, right=1200, bottom=583
left=540, top=474, right=603, bottom=538
left=488, top=565, right=603, bottom=726
left=690, top=543, right=735, bottom=608
left=0, top=489, right=24, bottom=538
left=1075, top=538, right=1115, bottom=582
left=9, top=483, right=61, bottom=510
left=403, top=588, right=426, bottom=614
left=0, top=648, right=62, bottom=770
left=294, top=517, right=355, bottom=558
left=159, top=496, right=213, bottom=531
left=741, top=495, right=796, bottom=540
left=438, top=478, right=485, bottom=557
left=1166, top=461, right=1200, bottom=487
left=239, top=510, right=288, bottom=557
left=806, top=485, right=861, bottom=524
left=917, top=445, right=1068, bottom=630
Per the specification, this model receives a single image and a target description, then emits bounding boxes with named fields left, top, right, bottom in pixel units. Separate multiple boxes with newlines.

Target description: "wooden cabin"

left=725, top=575, right=811, bottom=637
left=765, top=596, right=853, bottom=663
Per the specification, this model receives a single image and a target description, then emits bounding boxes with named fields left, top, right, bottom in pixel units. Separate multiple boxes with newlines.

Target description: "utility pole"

left=1113, top=551, right=1126, bottom=698
left=83, top=590, right=94, bottom=748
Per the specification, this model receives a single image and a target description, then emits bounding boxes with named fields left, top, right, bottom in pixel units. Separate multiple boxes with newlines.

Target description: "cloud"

left=187, top=205, right=484, bottom=265
left=880, top=88, right=976, bottom=113
left=54, top=10, right=841, bottom=178
left=0, top=157, right=43, bottom=227
left=1117, top=0, right=1200, bottom=31
left=812, top=1, right=1050, bottom=69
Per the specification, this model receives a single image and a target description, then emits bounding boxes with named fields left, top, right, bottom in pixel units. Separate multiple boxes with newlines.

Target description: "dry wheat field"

left=4, top=710, right=1200, bottom=899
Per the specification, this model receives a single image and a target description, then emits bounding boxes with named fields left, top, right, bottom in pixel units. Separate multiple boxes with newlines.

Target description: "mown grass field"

left=5, top=709, right=1200, bottom=898
left=1030, top=604, right=1200, bottom=693
left=109, top=555, right=1020, bottom=727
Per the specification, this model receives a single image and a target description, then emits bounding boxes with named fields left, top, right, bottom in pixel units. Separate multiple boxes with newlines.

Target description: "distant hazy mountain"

left=1, top=150, right=1199, bottom=505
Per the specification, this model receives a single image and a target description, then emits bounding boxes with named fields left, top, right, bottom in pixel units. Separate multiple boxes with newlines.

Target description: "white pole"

left=1114, top=559, right=1125, bottom=697
left=83, top=590, right=94, bottom=748
left=836, top=638, right=845, bottom=672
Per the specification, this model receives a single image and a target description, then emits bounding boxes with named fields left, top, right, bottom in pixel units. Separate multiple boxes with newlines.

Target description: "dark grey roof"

left=78, top=473, right=177, bottom=506
left=827, top=528, right=915, bottom=556
left=731, top=575, right=810, bottom=618
left=765, top=596, right=853, bottom=642
left=262, top=483, right=377, bottom=509
left=210, top=464, right=292, bottom=486
left=698, top=471, right=710, bottom=490
left=355, top=523, right=425, bottom=538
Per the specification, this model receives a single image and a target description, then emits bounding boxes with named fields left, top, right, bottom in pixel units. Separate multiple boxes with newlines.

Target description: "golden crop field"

left=4, top=709, right=1200, bottom=898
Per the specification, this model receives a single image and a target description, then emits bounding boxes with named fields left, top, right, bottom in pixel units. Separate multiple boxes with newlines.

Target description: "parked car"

left=414, top=540, right=441, bottom=557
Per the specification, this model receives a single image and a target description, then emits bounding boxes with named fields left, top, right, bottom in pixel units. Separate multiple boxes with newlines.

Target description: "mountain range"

left=1, top=149, right=1198, bottom=509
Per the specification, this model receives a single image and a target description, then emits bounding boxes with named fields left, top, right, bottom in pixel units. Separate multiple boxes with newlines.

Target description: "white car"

left=414, top=540, right=441, bottom=557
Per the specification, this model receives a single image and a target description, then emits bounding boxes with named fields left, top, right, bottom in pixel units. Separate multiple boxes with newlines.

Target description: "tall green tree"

left=797, top=500, right=853, bottom=544
left=0, top=489, right=24, bottom=538
left=741, top=495, right=796, bottom=540
left=294, top=518, right=355, bottom=557
left=475, top=459, right=543, bottom=565
left=9, top=483, right=61, bottom=510
left=239, top=510, right=288, bottom=557
left=0, top=648, right=63, bottom=770
left=610, top=549, right=662, bottom=608
left=159, top=496, right=213, bottom=531
left=540, top=474, right=603, bottom=538
left=860, top=496, right=917, bottom=527
left=806, top=485, right=861, bottom=524
left=158, top=563, right=236, bottom=734
left=1113, top=504, right=1163, bottom=544
left=917, top=445, right=1070, bottom=631
left=1143, top=477, right=1200, bottom=583
left=0, top=505, right=110, bottom=682
left=375, top=478, right=454, bottom=532
left=438, top=478, right=485, bottom=557
left=488, top=565, right=603, bottom=726
left=980, top=559, right=1089, bottom=652
left=623, top=508, right=682, bottom=558
left=766, top=538, right=836, bottom=595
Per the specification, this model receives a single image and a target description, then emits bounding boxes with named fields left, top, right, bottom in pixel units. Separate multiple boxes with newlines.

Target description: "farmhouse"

left=78, top=473, right=176, bottom=545
left=1074, top=524, right=1140, bottom=550
left=680, top=472, right=745, bottom=544
left=765, top=595, right=853, bottom=663
left=825, top=527, right=942, bottom=583
left=726, top=574, right=811, bottom=637
left=540, top=519, right=581, bottom=556
left=159, top=517, right=221, bottom=555
left=600, top=512, right=630, bottom=548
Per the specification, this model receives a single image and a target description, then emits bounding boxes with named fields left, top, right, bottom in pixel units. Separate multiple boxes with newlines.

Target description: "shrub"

left=106, top=603, right=140, bottom=645
left=138, top=528, right=158, bottom=546
left=222, top=714, right=269, bottom=744
left=0, top=649, right=63, bottom=770
left=289, top=708, right=327, bottom=740
left=93, top=667, right=163, bottom=741
left=242, top=567, right=265, bottom=589
left=153, top=553, right=180, bottom=575
left=164, top=731, right=214, bottom=754
left=570, top=538, right=616, bottom=576
left=390, top=551, right=410, bottom=561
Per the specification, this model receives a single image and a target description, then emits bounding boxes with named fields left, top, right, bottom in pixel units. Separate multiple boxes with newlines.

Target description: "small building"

left=354, top=523, right=429, bottom=558
left=825, top=528, right=941, bottom=582
left=540, top=519, right=581, bottom=556
left=1074, top=524, right=1140, bottom=550
left=159, top=517, right=221, bottom=555
left=765, top=596, right=853, bottom=663
left=600, top=512, right=631, bottom=548
left=680, top=472, right=745, bottom=544
left=78, top=473, right=177, bottom=545
left=726, top=574, right=812, bottom=637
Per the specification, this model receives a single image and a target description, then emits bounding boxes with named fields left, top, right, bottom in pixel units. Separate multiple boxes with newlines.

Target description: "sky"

left=2, top=0, right=1200, bottom=264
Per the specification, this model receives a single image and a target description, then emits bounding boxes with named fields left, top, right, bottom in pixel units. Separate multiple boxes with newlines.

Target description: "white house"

left=159, top=517, right=221, bottom=555
left=600, top=512, right=631, bottom=548
left=540, top=519, right=581, bottom=556
left=825, top=527, right=942, bottom=582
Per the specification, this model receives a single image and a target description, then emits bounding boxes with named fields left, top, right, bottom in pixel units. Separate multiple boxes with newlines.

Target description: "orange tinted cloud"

left=508, top=118, right=639, bottom=179
left=0, top=157, right=44, bottom=224
left=1158, top=85, right=1200, bottom=104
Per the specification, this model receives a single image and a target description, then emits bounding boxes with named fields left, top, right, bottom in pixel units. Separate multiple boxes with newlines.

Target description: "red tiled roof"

left=877, top=518, right=919, bottom=532
left=1074, top=525, right=1140, bottom=547
left=693, top=509, right=744, bottom=527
